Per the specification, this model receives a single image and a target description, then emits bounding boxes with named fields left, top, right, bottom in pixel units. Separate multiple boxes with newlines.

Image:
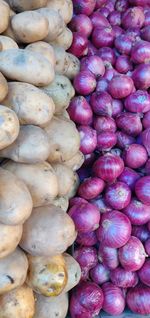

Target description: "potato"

left=34, top=293, right=68, bottom=318
left=50, top=27, right=73, bottom=50
left=26, top=42, right=55, bottom=67
left=0, top=1, right=10, bottom=34
left=52, top=163, right=77, bottom=197
left=20, top=204, right=77, bottom=256
left=60, top=110, right=70, bottom=120
left=64, top=151, right=84, bottom=171
left=3, top=9, right=17, bottom=41
left=0, top=125, right=50, bottom=164
left=66, top=172, right=79, bottom=199
left=0, top=168, right=32, bottom=225
left=8, top=0, right=48, bottom=11
left=37, top=8, right=65, bottom=42
left=47, top=0, right=73, bottom=24
left=0, top=49, right=54, bottom=86
left=0, top=248, right=28, bottom=294
left=62, top=253, right=81, bottom=293
left=53, top=46, right=69, bottom=75
left=3, top=82, right=55, bottom=127
left=45, top=117, right=80, bottom=163
left=3, top=161, right=58, bottom=207
left=26, top=254, right=67, bottom=297
left=0, top=105, right=20, bottom=150
left=0, top=223, right=22, bottom=259
left=65, top=53, right=80, bottom=80
left=0, top=35, right=18, bottom=50
left=41, top=75, right=75, bottom=114
left=53, top=196, right=69, bottom=213
left=0, top=72, right=8, bottom=102
left=11, top=11, right=49, bottom=44
left=0, top=284, right=35, bottom=318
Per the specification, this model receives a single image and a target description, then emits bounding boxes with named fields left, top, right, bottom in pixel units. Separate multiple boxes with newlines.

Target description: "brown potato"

left=64, top=151, right=84, bottom=171
left=26, top=254, right=67, bottom=297
left=0, top=1, right=10, bottom=34
left=0, top=168, right=32, bottom=225
left=26, top=42, right=55, bottom=67
left=0, top=125, right=50, bottom=164
left=0, top=73, right=8, bottom=102
left=52, top=163, right=77, bottom=197
left=53, top=196, right=69, bottom=213
left=8, top=0, right=48, bottom=11
left=0, top=35, right=18, bottom=50
left=0, top=105, right=19, bottom=150
left=47, top=0, right=73, bottom=24
left=34, top=293, right=68, bottom=318
left=50, top=27, right=73, bottom=50
left=20, top=205, right=77, bottom=256
left=0, top=223, right=22, bottom=259
left=62, top=253, right=81, bottom=293
left=3, top=161, right=58, bottom=207
left=0, top=248, right=28, bottom=294
left=0, top=284, right=35, bottom=318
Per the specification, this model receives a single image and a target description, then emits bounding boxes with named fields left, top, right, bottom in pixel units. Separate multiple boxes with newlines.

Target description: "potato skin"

left=0, top=73, right=8, bottom=102
left=20, top=205, right=77, bottom=256
left=53, top=196, right=69, bottom=213
left=0, top=223, right=22, bottom=259
left=0, top=105, right=19, bottom=150
left=0, top=284, right=35, bottom=318
left=0, top=248, right=28, bottom=294
left=3, top=9, right=17, bottom=41
left=3, top=161, right=58, bottom=207
left=0, top=1, right=10, bottom=34
left=52, top=163, right=77, bottom=197
left=64, top=151, right=84, bottom=171
left=8, top=0, right=48, bottom=11
left=26, top=42, right=56, bottom=67
left=62, top=253, right=81, bottom=293
left=34, top=292, right=68, bottom=318
left=47, top=0, right=73, bottom=24
left=0, top=35, right=18, bottom=50
left=50, top=27, right=73, bottom=50
left=3, top=82, right=55, bottom=127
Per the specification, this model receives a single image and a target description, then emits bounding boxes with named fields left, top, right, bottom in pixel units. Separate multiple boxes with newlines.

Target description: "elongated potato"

left=64, top=151, right=84, bottom=171
left=0, top=105, right=19, bottom=150
left=11, top=11, right=49, bottom=44
left=0, top=49, right=54, bottom=86
left=0, top=73, right=8, bottom=102
left=26, top=42, right=55, bottom=67
left=3, top=9, right=17, bottom=41
left=0, top=168, right=32, bottom=225
left=0, top=125, right=50, bottom=164
left=52, top=163, right=77, bottom=197
left=45, top=117, right=80, bottom=163
left=62, top=253, right=81, bottom=293
left=26, top=254, right=67, bottom=296
left=2, top=161, right=58, bottom=207
left=47, top=0, right=73, bottom=24
left=0, top=248, right=28, bottom=294
left=0, top=35, right=18, bottom=50
left=20, top=205, right=77, bottom=256
left=0, top=223, right=22, bottom=258
left=0, top=1, right=10, bottom=34
left=53, top=196, right=69, bottom=213
left=34, top=293, right=68, bottom=318
left=50, top=27, right=73, bottom=50
left=3, top=82, right=55, bottom=127
left=8, top=0, right=48, bottom=11
left=0, top=284, right=35, bottom=318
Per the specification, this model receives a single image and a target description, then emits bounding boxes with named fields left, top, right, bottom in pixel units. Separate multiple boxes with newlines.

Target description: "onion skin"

left=78, top=125, right=97, bottom=155
left=90, top=11, right=110, bottom=28
left=97, top=131, right=117, bottom=151
left=117, top=131, right=135, bottom=149
left=98, top=245, right=119, bottom=269
left=80, top=55, right=105, bottom=78
left=141, top=128, right=150, bottom=156
left=96, top=78, right=109, bottom=92
left=69, top=197, right=88, bottom=207
left=69, top=14, right=93, bottom=38
left=98, top=47, right=116, bottom=65
left=108, top=11, right=121, bottom=26
left=143, top=111, right=150, bottom=129
left=145, top=159, right=150, bottom=174
left=90, top=263, right=110, bottom=285
left=122, top=7, right=145, bottom=30
left=127, top=284, right=150, bottom=315
left=68, top=96, right=93, bottom=125
left=119, top=236, right=146, bottom=271
left=97, top=210, right=131, bottom=248
left=74, top=246, right=98, bottom=272
left=68, top=32, right=88, bottom=58
left=123, top=198, right=150, bottom=225
left=99, top=7, right=110, bottom=17
left=91, top=196, right=112, bottom=214
left=144, top=9, right=150, bottom=26
left=92, top=26, right=115, bottom=49
left=115, top=55, right=133, bottom=74
left=76, top=231, right=97, bottom=246
left=125, top=90, right=150, bottom=113
left=110, top=267, right=138, bottom=288
left=102, top=282, right=125, bottom=315
left=135, top=176, right=150, bottom=205
left=113, top=25, right=124, bottom=38
left=74, top=71, right=96, bottom=95
left=105, top=182, right=131, bottom=210
left=123, top=144, right=148, bottom=169
left=90, top=91, right=113, bottom=116
left=145, top=238, right=150, bottom=255
left=93, top=116, right=116, bottom=133
left=132, top=225, right=150, bottom=242
left=118, top=167, right=140, bottom=191
left=132, top=63, right=150, bottom=90
left=108, top=75, right=134, bottom=99
left=87, top=41, right=98, bottom=56
left=138, top=259, right=150, bottom=287
left=131, top=41, right=150, bottom=64
left=73, top=0, right=96, bottom=16
left=78, top=177, right=105, bottom=200
left=115, top=35, right=132, bottom=55
left=116, top=112, right=142, bottom=137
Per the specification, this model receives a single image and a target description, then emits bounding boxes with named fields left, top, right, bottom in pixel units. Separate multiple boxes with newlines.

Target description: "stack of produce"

left=0, top=1, right=82, bottom=317
left=67, top=0, right=150, bottom=317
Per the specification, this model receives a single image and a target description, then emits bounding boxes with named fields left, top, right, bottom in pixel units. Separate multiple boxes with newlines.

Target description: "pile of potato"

left=0, top=1, right=82, bottom=317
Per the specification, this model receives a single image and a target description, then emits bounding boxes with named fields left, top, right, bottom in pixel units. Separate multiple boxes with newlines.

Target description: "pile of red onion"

left=68, top=0, right=150, bottom=317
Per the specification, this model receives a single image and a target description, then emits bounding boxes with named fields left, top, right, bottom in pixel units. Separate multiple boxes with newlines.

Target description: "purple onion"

left=68, top=96, right=93, bottom=125
left=145, top=238, right=150, bottom=255
left=90, top=263, right=110, bottom=285
left=115, top=55, right=133, bottom=74
left=132, top=225, right=150, bottom=242
left=76, top=231, right=97, bottom=246
left=96, top=78, right=109, bottom=92
left=69, top=14, right=93, bottom=38
left=141, top=128, right=150, bottom=155
left=102, top=283, right=125, bottom=315
left=73, top=0, right=96, bottom=16
left=122, top=7, right=145, bottom=30
left=68, top=32, right=88, bottom=58
left=115, top=35, right=132, bottom=55
left=90, top=11, right=110, bottom=28
left=105, top=182, right=131, bottom=210
left=78, top=125, right=97, bottom=154
left=118, top=167, right=140, bottom=191
left=93, top=116, right=116, bottom=133
left=87, top=41, right=98, bottom=56
left=98, top=245, right=119, bottom=269
left=108, top=11, right=121, bottom=26
left=135, top=176, right=150, bottom=205
left=110, top=267, right=138, bottom=288
left=78, top=177, right=105, bottom=200
left=80, top=55, right=105, bottom=78
left=123, top=144, right=148, bottom=169
left=73, top=70, right=96, bottom=95
left=112, top=99, right=123, bottom=117
left=116, top=112, right=142, bottom=136
left=132, top=63, right=150, bottom=90
left=97, top=131, right=117, bottom=151
left=91, top=195, right=112, bottom=214
left=92, top=26, right=115, bottom=48
left=143, top=111, right=150, bottom=129
left=90, top=91, right=113, bottom=116
left=108, top=75, right=134, bottom=99
left=125, top=90, right=150, bottom=113
left=98, top=47, right=116, bottom=65
left=123, top=198, right=150, bottom=225
left=115, top=0, right=129, bottom=12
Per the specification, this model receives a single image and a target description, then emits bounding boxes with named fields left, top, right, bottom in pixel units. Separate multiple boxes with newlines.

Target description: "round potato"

left=26, top=254, right=67, bottom=297
left=3, top=161, right=58, bottom=207
left=50, top=27, right=73, bottom=50
left=0, top=248, right=28, bottom=294
left=20, top=205, right=77, bottom=256
left=62, top=253, right=81, bottom=293
left=52, top=163, right=77, bottom=197
left=8, top=0, right=48, bottom=11
left=0, top=1, right=10, bottom=34
left=26, top=42, right=55, bottom=67
left=45, top=117, right=80, bottom=163
left=0, top=105, right=19, bottom=150
left=0, top=168, right=32, bottom=225
left=64, top=151, right=84, bottom=171
left=47, top=0, right=73, bottom=24
left=11, top=11, right=49, bottom=44
left=34, top=293, right=68, bottom=318
left=0, top=49, right=54, bottom=87
left=3, top=82, right=55, bottom=127
left=3, top=9, right=17, bottom=41
left=0, top=223, right=22, bottom=259
left=0, top=35, right=18, bottom=50
left=0, top=125, right=50, bottom=164
left=0, top=284, right=35, bottom=318
left=53, top=196, right=69, bottom=213
left=0, top=73, right=8, bottom=102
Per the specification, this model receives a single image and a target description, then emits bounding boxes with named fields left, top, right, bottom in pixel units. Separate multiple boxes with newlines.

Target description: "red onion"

left=144, top=9, right=150, bottom=26
left=98, top=244, right=119, bottom=269
left=68, top=32, right=88, bottom=58
left=76, top=231, right=97, bottom=246
left=135, top=176, right=150, bottom=205
left=108, top=11, right=121, bottom=26
left=119, top=236, right=146, bottom=271
left=112, top=25, right=124, bottom=38
left=123, top=198, right=150, bottom=225
left=110, top=267, right=138, bottom=288
left=78, top=177, right=105, bottom=200
left=115, top=35, right=132, bottom=55
left=95, top=0, right=107, bottom=9
left=126, top=27, right=141, bottom=41
left=73, top=0, right=96, bottom=16
left=90, top=91, right=113, bottom=116
left=74, top=246, right=98, bottom=271
left=118, top=167, right=140, bottom=191
left=145, top=238, right=150, bottom=255
left=125, top=90, right=150, bottom=114
left=68, top=202, right=100, bottom=233
left=91, top=195, right=112, bottom=214
left=129, top=0, right=149, bottom=5
left=80, top=56, right=105, bottom=78
left=115, top=55, right=133, bottom=74
left=103, top=66, right=118, bottom=81
left=123, top=144, right=148, bottom=169
left=131, top=41, right=150, bottom=64
left=73, top=71, right=96, bottom=95
left=145, top=159, right=150, bottom=174
left=69, top=14, right=92, bottom=38
left=132, top=225, right=150, bottom=242
left=127, top=284, right=150, bottom=315
left=97, top=210, right=131, bottom=248
left=112, top=99, right=123, bottom=118
left=92, top=26, right=115, bottom=49
left=99, top=7, right=110, bottom=17
left=132, top=63, right=150, bottom=90
left=97, top=131, right=117, bottom=151
left=122, top=7, right=145, bottom=30
left=108, top=75, right=134, bottom=99
left=141, top=26, right=150, bottom=42
left=96, top=78, right=109, bottom=92
left=93, top=116, right=116, bottom=133
left=115, top=0, right=129, bottom=12
left=92, top=153, right=124, bottom=183
left=68, top=96, right=93, bottom=125
left=87, top=41, right=98, bottom=56
left=70, top=281, right=104, bottom=318
left=90, top=263, right=110, bottom=285
left=138, top=259, right=150, bottom=287
left=90, top=11, right=110, bottom=28
left=105, top=182, right=131, bottom=210
left=117, top=131, right=135, bottom=149
left=116, top=112, right=142, bottom=136
left=143, top=111, right=150, bottom=129
left=141, top=128, right=150, bottom=155
left=102, top=283, right=125, bottom=315
left=78, top=125, right=97, bottom=154
left=69, top=196, right=87, bottom=207
left=98, top=47, right=116, bottom=65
